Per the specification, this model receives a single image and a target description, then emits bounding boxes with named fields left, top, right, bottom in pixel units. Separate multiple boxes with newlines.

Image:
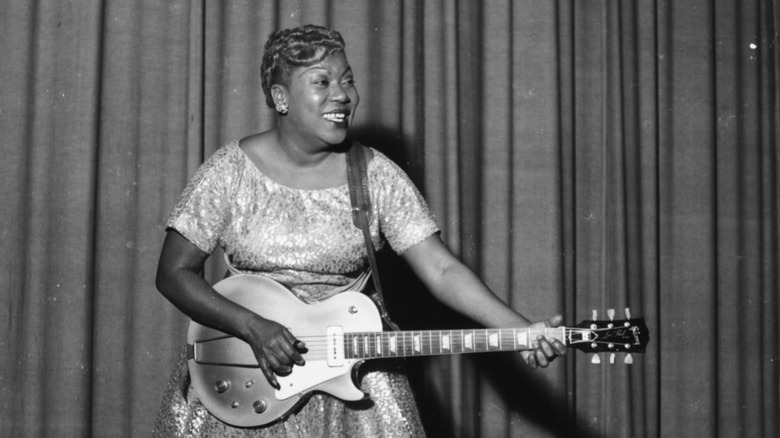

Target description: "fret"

left=453, top=330, right=462, bottom=353
left=429, top=331, right=440, bottom=355
left=348, top=333, right=356, bottom=359
left=476, top=330, right=485, bottom=351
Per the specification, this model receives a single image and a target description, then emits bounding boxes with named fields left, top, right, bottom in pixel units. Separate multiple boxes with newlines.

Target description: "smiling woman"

left=151, top=24, right=564, bottom=437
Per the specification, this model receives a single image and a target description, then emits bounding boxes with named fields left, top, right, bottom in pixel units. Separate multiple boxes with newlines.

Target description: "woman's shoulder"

left=187, top=140, right=249, bottom=188
left=200, top=141, right=244, bottom=168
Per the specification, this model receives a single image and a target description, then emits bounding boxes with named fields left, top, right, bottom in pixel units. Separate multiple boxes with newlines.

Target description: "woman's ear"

left=271, top=84, right=287, bottom=107
left=271, top=84, right=289, bottom=114
left=271, top=85, right=289, bottom=114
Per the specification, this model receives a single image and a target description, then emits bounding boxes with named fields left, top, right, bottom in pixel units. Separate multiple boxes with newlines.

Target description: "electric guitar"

left=187, top=275, right=649, bottom=427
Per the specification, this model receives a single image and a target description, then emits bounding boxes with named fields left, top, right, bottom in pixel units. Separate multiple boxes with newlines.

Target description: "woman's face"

left=279, top=52, right=359, bottom=147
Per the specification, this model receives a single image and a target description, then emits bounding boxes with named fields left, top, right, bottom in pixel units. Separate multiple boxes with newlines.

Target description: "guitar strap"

left=346, top=142, right=400, bottom=331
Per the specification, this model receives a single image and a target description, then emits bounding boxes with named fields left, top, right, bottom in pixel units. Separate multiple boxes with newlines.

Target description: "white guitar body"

left=187, top=275, right=382, bottom=428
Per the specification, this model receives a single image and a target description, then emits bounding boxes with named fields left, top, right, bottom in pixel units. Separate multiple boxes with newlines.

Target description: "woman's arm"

left=155, top=230, right=305, bottom=387
left=401, top=235, right=566, bottom=368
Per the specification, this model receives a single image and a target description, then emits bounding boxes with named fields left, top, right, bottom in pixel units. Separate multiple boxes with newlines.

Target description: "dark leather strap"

left=346, top=143, right=399, bottom=331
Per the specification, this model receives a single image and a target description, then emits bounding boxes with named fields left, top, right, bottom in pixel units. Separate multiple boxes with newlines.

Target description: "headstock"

left=567, top=309, right=650, bottom=364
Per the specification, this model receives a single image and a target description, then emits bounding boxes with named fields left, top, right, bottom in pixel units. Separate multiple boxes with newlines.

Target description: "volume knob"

left=214, top=380, right=230, bottom=393
left=253, top=399, right=268, bottom=413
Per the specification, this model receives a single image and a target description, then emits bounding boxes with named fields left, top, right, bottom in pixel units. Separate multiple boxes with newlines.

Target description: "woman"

left=153, top=24, right=566, bottom=437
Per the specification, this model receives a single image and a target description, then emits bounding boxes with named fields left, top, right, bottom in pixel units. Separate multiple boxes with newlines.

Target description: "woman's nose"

left=330, top=83, right=350, bottom=103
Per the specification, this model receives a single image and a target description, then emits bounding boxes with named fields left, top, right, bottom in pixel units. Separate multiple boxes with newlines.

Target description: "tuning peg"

left=624, top=307, right=632, bottom=319
left=591, top=354, right=601, bottom=364
left=624, top=353, right=634, bottom=365
left=592, top=309, right=598, bottom=320
left=609, top=353, right=616, bottom=364
left=607, top=308, right=615, bottom=321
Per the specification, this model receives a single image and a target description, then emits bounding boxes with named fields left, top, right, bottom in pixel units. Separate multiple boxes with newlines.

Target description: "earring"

left=275, top=101, right=288, bottom=114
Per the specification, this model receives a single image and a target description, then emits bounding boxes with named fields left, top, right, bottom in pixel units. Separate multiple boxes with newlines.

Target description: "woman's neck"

left=241, top=130, right=348, bottom=190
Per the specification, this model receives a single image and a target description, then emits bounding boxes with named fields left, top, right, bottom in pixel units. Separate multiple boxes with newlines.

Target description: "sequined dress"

left=153, top=141, right=439, bottom=437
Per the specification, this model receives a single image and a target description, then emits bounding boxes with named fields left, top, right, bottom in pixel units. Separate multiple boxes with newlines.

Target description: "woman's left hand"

left=521, top=314, right=568, bottom=368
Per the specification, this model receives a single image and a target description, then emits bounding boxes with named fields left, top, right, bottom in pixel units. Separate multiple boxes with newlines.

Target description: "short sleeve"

left=371, top=151, right=440, bottom=254
left=166, top=144, right=244, bottom=254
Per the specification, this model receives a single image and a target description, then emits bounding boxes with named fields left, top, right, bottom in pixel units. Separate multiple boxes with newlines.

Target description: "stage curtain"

left=0, top=1, right=777, bottom=436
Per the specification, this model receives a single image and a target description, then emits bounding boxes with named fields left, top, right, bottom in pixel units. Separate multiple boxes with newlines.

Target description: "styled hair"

left=261, top=24, right=346, bottom=108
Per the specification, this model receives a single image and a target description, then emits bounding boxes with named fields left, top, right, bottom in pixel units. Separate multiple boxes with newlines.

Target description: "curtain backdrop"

left=1, top=1, right=777, bottom=437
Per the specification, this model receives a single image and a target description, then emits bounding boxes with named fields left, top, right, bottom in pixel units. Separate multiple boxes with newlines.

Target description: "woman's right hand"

left=155, top=231, right=307, bottom=389
left=242, top=314, right=307, bottom=389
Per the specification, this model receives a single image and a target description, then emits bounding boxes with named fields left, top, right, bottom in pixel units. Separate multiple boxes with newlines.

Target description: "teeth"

left=323, top=113, right=346, bottom=122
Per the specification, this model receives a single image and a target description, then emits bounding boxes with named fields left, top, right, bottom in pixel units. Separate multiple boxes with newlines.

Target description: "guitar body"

left=187, top=275, right=382, bottom=427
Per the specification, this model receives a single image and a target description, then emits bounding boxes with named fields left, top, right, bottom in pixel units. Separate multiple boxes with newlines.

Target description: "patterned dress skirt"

left=152, top=348, right=427, bottom=437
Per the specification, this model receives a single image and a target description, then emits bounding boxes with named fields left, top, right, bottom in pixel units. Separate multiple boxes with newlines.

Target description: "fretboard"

left=343, top=327, right=567, bottom=359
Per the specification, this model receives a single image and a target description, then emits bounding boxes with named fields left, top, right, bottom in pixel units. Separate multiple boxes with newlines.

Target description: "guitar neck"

left=343, top=327, right=570, bottom=359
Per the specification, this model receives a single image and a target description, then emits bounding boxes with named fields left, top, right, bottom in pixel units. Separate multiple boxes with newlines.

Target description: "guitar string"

left=289, top=328, right=603, bottom=347
left=283, top=328, right=597, bottom=359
